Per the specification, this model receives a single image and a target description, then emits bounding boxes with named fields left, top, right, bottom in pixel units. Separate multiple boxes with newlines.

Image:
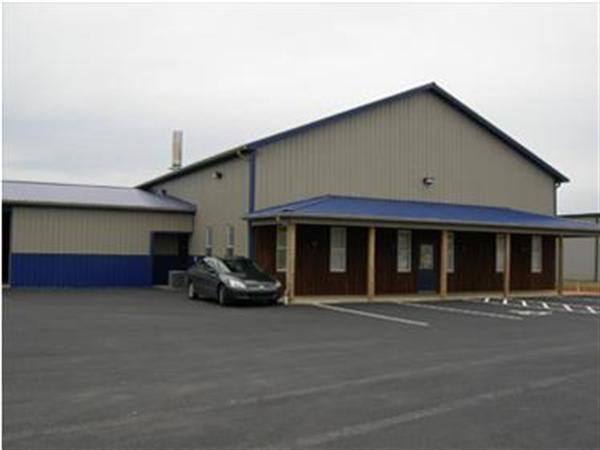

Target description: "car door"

left=191, top=259, right=217, bottom=298
left=202, top=257, right=223, bottom=297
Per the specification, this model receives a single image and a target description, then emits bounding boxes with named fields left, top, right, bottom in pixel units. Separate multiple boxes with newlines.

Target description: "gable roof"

left=139, top=82, right=569, bottom=188
left=245, top=194, right=599, bottom=236
left=3, top=180, right=196, bottom=213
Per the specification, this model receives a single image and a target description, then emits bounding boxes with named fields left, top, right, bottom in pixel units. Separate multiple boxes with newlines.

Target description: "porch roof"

left=245, top=195, right=600, bottom=235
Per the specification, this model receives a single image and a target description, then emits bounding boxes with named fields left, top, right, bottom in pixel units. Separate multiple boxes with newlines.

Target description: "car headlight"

left=225, top=278, right=246, bottom=289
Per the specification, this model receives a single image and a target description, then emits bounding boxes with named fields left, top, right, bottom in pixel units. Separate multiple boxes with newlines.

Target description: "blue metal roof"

left=246, top=195, right=600, bottom=235
left=2, top=180, right=195, bottom=213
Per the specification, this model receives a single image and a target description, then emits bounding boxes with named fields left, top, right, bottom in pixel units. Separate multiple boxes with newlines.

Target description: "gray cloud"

left=3, top=3, right=598, bottom=213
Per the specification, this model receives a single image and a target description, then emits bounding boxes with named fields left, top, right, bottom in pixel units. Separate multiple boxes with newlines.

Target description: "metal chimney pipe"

left=171, top=130, right=183, bottom=171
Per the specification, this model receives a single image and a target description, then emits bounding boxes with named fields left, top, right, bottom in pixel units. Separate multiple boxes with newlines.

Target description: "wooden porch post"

left=285, top=223, right=296, bottom=303
left=503, top=233, right=511, bottom=298
left=557, top=235, right=564, bottom=295
left=439, top=230, right=448, bottom=298
left=367, top=227, right=376, bottom=301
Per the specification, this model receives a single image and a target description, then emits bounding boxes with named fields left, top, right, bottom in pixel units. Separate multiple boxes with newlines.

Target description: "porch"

left=245, top=195, right=600, bottom=303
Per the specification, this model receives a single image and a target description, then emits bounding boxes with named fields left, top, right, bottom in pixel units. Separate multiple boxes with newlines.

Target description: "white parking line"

left=521, top=300, right=528, bottom=307
left=313, top=303, right=429, bottom=327
left=542, top=302, right=550, bottom=309
left=502, top=298, right=508, bottom=305
left=563, top=304, right=573, bottom=312
left=587, top=306, right=598, bottom=314
left=400, top=302, right=523, bottom=321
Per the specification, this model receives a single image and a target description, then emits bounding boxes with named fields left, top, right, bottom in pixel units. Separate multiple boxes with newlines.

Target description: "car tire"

left=187, top=282, right=197, bottom=300
left=217, top=285, right=228, bottom=306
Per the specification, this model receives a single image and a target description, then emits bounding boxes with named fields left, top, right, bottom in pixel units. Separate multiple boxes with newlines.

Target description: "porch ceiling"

left=244, top=195, right=600, bottom=236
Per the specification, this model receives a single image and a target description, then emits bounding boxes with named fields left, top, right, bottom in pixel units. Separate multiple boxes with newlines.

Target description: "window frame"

left=531, top=235, right=542, bottom=273
left=447, top=232, right=455, bottom=274
left=275, top=226, right=287, bottom=273
left=204, top=226, right=213, bottom=256
left=396, top=230, right=412, bottom=273
left=329, top=227, right=347, bottom=273
left=225, top=225, right=235, bottom=257
left=495, top=234, right=506, bottom=273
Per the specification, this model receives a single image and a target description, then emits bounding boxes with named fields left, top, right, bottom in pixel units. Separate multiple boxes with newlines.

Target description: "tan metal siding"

left=255, top=91, right=555, bottom=214
left=11, top=207, right=193, bottom=254
left=150, top=156, right=249, bottom=256
left=564, top=216, right=600, bottom=281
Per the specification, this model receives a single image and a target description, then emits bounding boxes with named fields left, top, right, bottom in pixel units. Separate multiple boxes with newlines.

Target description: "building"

left=2, top=181, right=195, bottom=286
left=562, top=213, right=600, bottom=282
left=3, top=82, right=599, bottom=297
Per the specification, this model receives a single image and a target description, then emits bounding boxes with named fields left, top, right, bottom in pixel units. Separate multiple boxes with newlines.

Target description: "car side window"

left=204, top=257, right=219, bottom=273
left=194, top=259, right=210, bottom=273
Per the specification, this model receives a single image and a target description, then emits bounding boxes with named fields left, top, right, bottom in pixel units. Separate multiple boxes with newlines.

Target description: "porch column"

left=367, top=226, right=376, bottom=301
left=557, top=235, right=564, bottom=295
left=439, top=230, right=448, bottom=298
left=285, top=223, right=296, bottom=303
left=503, top=233, right=511, bottom=298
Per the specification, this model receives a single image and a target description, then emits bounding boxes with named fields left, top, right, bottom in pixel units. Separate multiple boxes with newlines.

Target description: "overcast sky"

left=2, top=3, right=599, bottom=214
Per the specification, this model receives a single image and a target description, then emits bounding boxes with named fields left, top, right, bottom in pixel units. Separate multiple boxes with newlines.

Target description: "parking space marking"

left=278, top=369, right=596, bottom=449
left=468, top=297, right=600, bottom=316
left=400, top=302, right=523, bottom=320
left=313, top=303, right=429, bottom=327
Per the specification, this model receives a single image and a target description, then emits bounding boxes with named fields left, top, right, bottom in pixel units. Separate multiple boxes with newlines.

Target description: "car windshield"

left=222, top=258, right=264, bottom=276
left=203, top=257, right=232, bottom=274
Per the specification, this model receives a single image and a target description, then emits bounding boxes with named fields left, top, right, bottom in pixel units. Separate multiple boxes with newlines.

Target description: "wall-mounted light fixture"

left=212, top=171, right=223, bottom=180
left=422, top=176, right=435, bottom=186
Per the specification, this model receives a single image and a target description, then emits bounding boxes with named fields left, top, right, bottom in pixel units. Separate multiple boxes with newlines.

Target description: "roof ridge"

left=3, top=179, right=137, bottom=190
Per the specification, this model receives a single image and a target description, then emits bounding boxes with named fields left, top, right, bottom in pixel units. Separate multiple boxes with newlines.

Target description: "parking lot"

left=3, top=289, right=599, bottom=449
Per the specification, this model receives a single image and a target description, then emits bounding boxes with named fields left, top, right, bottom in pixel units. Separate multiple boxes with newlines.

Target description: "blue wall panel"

left=10, top=253, right=152, bottom=287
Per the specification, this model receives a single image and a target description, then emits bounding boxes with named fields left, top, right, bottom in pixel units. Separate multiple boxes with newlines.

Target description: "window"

left=495, top=234, right=506, bottom=273
left=329, top=227, right=347, bottom=273
left=397, top=230, right=412, bottom=272
left=276, top=226, right=287, bottom=272
left=225, top=225, right=235, bottom=257
left=531, top=235, right=542, bottom=273
left=205, top=226, right=213, bottom=256
left=447, top=232, right=455, bottom=273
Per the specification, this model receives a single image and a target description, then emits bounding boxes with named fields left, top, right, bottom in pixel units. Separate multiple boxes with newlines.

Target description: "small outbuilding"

left=2, top=180, right=195, bottom=287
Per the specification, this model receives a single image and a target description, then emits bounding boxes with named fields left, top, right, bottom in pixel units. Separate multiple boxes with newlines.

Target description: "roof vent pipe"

left=170, top=130, right=183, bottom=171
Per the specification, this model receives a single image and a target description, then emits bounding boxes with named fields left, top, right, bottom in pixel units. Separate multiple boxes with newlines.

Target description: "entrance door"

left=417, top=243, right=435, bottom=292
left=151, top=233, right=190, bottom=285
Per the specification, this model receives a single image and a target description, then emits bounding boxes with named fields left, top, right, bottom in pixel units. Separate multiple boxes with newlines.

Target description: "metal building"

left=562, top=213, right=600, bottom=282
left=3, top=82, right=599, bottom=296
left=2, top=181, right=195, bottom=286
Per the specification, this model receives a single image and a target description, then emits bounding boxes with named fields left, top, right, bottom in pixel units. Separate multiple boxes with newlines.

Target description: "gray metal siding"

left=11, top=207, right=193, bottom=255
left=255, top=91, right=556, bottom=214
left=563, top=215, right=600, bottom=281
left=150, top=156, right=249, bottom=257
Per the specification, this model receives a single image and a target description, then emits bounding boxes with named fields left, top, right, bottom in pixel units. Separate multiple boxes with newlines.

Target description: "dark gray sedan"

left=187, top=256, right=283, bottom=306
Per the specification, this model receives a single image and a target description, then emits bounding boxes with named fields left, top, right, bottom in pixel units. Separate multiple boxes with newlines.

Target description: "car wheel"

left=217, top=285, right=227, bottom=306
left=187, top=282, right=197, bottom=300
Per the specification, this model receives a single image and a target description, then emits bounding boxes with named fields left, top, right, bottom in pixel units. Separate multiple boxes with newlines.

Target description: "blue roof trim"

left=139, top=82, right=568, bottom=188
left=245, top=195, right=599, bottom=234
